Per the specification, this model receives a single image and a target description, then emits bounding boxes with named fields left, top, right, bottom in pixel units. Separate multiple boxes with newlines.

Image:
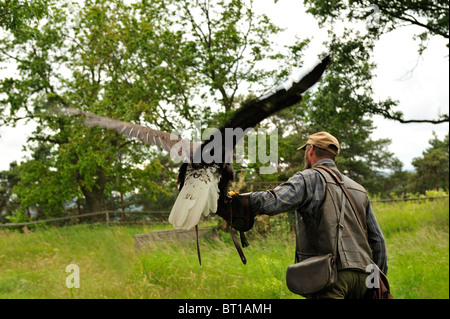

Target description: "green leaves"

left=173, top=0, right=301, bottom=113
left=411, top=132, right=449, bottom=193
left=0, top=0, right=48, bottom=32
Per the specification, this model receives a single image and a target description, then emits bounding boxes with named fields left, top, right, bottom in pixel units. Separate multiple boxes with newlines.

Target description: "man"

left=219, top=132, right=388, bottom=299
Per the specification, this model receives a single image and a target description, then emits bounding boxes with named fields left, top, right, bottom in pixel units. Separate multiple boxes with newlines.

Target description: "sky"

left=0, top=0, right=448, bottom=172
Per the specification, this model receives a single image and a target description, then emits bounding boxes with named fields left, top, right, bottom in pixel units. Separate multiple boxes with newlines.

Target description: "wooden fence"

left=0, top=195, right=447, bottom=228
left=134, top=226, right=217, bottom=249
left=371, top=195, right=448, bottom=203
left=0, top=210, right=171, bottom=228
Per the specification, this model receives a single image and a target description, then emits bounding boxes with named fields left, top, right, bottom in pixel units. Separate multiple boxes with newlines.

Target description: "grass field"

left=0, top=198, right=448, bottom=299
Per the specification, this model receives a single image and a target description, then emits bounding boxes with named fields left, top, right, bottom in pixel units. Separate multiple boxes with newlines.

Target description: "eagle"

left=60, top=55, right=330, bottom=233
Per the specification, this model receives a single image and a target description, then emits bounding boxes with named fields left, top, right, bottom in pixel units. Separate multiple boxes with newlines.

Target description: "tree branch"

left=396, top=118, right=449, bottom=124
left=26, top=135, right=68, bottom=145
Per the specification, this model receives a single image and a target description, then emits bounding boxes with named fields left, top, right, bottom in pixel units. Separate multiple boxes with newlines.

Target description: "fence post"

left=106, top=211, right=109, bottom=226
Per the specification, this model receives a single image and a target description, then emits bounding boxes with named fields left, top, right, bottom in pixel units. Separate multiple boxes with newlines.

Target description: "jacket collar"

left=313, top=158, right=336, bottom=168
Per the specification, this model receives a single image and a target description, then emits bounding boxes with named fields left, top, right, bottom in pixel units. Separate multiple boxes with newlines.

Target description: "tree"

left=410, top=132, right=449, bottom=193
left=302, top=0, right=449, bottom=124
left=0, top=0, right=48, bottom=31
left=0, top=162, right=21, bottom=222
left=303, top=0, right=449, bottom=52
left=0, top=0, right=190, bottom=214
left=0, top=0, right=306, bottom=216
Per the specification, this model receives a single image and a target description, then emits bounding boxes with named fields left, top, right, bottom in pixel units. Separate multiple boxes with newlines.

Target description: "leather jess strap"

left=195, top=225, right=201, bottom=265
left=315, top=165, right=368, bottom=240
left=194, top=201, right=248, bottom=266
left=228, top=202, right=247, bottom=265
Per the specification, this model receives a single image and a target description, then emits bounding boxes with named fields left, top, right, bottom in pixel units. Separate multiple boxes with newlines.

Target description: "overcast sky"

left=0, top=0, right=448, bottom=172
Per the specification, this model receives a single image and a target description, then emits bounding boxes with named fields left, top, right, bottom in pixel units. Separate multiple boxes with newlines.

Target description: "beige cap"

left=297, top=132, right=340, bottom=156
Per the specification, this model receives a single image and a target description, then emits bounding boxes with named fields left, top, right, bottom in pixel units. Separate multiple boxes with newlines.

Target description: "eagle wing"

left=61, top=107, right=201, bottom=163
left=218, top=55, right=330, bottom=143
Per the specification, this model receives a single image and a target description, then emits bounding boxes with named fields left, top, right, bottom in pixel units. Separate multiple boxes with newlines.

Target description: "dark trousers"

left=307, top=270, right=368, bottom=299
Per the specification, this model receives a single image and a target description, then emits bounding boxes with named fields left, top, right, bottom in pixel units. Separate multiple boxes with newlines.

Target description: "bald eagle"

left=60, top=55, right=330, bottom=232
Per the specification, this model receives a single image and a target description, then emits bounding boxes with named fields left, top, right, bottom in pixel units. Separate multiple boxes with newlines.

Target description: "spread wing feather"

left=61, top=107, right=201, bottom=163
left=216, top=55, right=330, bottom=147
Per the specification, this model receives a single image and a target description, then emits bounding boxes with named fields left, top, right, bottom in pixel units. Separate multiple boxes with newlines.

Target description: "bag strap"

left=315, top=165, right=368, bottom=240
left=334, top=185, right=347, bottom=258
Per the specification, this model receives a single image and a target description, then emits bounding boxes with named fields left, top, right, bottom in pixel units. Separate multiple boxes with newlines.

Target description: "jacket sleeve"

left=248, top=170, right=326, bottom=217
left=366, top=201, right=388, bottom=275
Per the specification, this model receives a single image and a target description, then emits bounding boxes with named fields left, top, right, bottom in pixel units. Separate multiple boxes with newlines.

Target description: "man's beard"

left=304, top=155, right=312, bottom=169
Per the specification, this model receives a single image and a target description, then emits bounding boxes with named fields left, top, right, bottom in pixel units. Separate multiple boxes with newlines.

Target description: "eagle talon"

left=224, top=191, right=239, bottom=204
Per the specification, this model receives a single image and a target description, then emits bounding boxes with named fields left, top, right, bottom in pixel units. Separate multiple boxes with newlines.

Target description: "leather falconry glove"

left=216, top=192, right=255, bottom=251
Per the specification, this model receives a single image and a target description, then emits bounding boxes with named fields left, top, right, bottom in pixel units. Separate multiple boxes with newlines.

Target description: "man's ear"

left=308, top=145, right=315, bottom=156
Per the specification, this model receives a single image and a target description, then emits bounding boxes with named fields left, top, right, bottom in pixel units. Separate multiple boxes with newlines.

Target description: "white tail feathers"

left=168, top=165, right=221, bottom=230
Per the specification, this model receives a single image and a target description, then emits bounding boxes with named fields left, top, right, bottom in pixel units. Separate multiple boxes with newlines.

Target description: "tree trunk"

left=79, top=172, right=107, bottom=215
left=82, top=190, right=105, bottom=213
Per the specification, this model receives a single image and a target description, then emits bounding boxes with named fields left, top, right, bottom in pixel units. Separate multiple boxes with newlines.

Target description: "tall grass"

left=0, top=198, right=448, bottom=299
left=372, top=198, right=449, bottom=299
